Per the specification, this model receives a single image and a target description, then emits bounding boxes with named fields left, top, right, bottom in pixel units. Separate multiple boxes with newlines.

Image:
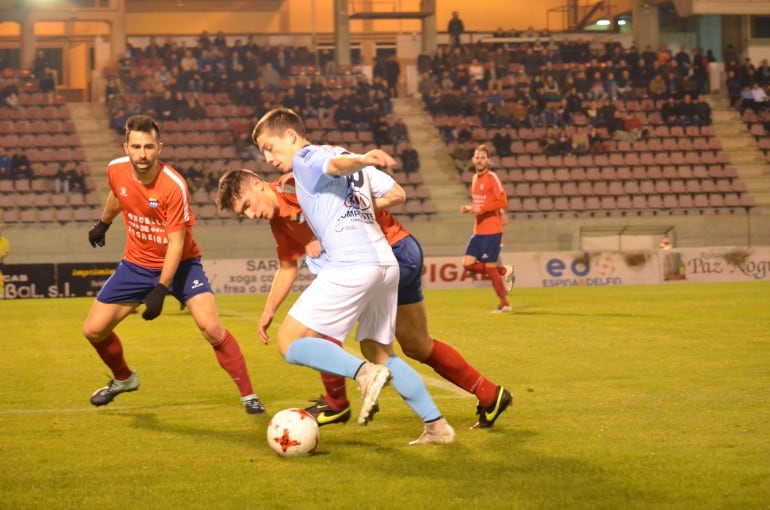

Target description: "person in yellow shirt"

left=0, top=222, right=9, bottom=299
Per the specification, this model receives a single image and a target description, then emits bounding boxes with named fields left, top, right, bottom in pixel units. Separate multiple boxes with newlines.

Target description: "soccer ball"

left=266, top=408, right=320, bottom=456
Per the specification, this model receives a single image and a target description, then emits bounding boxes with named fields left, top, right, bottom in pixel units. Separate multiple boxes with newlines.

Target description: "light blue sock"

left=285, top=337, right=363, bottom=378
left=385, top=355, right=441, bottom=422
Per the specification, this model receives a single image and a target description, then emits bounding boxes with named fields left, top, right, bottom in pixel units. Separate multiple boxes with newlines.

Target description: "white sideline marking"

left=0, top=404, right=222, bottom=415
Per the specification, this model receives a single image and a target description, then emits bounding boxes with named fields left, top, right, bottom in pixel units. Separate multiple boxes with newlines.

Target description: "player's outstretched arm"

left=327, top=149, right=397, bottom=176
left=359, top=149, right=397, bottom=170
left=373, top=182, right=406, bottom=211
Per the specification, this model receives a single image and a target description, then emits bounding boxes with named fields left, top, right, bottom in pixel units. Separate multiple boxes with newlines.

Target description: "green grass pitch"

left=1, top=282, right=769, bottom=509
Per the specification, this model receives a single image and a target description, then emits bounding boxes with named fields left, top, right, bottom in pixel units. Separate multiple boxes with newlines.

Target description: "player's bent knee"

left=359, top=340, right=393, bottom=364
left=398, top=337, right=432, bottom=362
left=82, top=325, right=107, bottom=344
left=275, top=335, right=292, bottom=358
left=200, top=325, right=225, bottom=345
left=276, top=315, right=310, bottom=358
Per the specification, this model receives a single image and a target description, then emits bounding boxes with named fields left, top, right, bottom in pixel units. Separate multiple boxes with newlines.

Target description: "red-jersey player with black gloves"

left=83, top=115, right=265, bottom=415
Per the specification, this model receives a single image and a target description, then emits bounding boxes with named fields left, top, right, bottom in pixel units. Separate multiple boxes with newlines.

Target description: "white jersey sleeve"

left=364, top=166, right=396, bottom=198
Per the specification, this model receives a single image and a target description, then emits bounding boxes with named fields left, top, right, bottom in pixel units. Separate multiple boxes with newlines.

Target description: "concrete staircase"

left=66, top=102, right=123, bottom=194
left=389, top=95, right=480, bottom=254
left=392, top=96, right=468, bottom=217
left=709, top=95, right=770, bottom=212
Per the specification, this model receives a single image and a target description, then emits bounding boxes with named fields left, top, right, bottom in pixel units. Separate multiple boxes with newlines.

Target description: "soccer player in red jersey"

left=460, top=144, right=515, bottom=313
left=216, top=168, right=512, bottom=429
left=83, top=115, right=265, bottom=414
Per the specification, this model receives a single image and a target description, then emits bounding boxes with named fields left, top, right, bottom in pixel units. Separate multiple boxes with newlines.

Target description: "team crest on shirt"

left=479, top=184, right=485, bottom=191
left=120, top=187, right=128, bottom=197
left=148, top=195, right=159, bottom=208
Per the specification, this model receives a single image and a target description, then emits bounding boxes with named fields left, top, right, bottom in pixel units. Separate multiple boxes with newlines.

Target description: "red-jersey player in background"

left=83, top=115, right=265, bottom=415
left=460, top=144, right=515, bottom=313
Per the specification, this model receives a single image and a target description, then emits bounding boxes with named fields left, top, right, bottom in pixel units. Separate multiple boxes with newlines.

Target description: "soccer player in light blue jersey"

left=251, top=107, right=455, bottom=444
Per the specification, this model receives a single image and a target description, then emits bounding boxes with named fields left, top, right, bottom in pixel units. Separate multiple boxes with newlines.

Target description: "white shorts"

left=288, top=265, right=399, bottom=345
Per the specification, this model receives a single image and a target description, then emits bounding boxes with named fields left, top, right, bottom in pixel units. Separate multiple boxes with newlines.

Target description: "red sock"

left=425, top=339, right=498, bottom=406
left=92, top=332, right=132, bottom=380
left=212, top=330, right=255, bottom=398
left=486, top=265, right=510, bottom=306
left=497, top=266, right=506, bottom=275
left=464, top=262, right=486, bottom=274
left=321, top=337, right=349, bottom=410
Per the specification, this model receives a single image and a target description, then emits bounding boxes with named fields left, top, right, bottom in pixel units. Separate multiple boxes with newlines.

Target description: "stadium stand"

left=98, top=45, right=439, bottom=222
left=1, top=36, right=763, bottom=228
left=417, top=39, right=757, bottom=219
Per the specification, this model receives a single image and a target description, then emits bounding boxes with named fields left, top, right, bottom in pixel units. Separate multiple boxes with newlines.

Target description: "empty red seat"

left=624, top=181, right=641, bottom=194
left=553, top=196, right=570, bottom=211
left=709, top=193, right=725, bottom=207
left=693, top=193, right=709, bottom=207
left=515, top=182, right=531, bottom=196
left=545, top=182, right=561, bottom=196
left=685, top=180, right=702, bottom=193
left=616, top=195, right=633, bottom=210
left=624, top=153, right=640, bottom=166
left=562, top=182, right=578, bottom=196
left=538, top=197, right=555, bottom=211
left=554, top=168, right=570, bottom=181
left=662, top=195, right=678, bottom=209
left=585, top=196, right=601, bottom=210
left=724, top=193, right=742, bottom=207
left=585, top=167, right=602, bottom=180
left=648, top=195, right=663, bottom=208
left=639, top=180, right=655, bottom=194
left=506, top=197, right=523, bottom=212
left=530, top=182, right=547, bottom=196
left=594, top=181, right=610, bottom=195
left=521, top=197, right=539, bottom=211
left=569, top=196, right=586, bottom=211
left=679, top=194, right=694, bottom=209
left=608, top=181, right=625, bottom=195
left=631, top=195, right=647, bottom=209
left=600, top=196, right=616, bottom=210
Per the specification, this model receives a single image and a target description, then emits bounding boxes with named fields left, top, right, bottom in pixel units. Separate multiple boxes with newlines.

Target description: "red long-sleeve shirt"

left=470, top=169, right=508, bottom=235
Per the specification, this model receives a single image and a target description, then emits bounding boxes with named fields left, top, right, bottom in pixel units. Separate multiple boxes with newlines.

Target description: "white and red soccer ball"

left=266, top=408, right=320, bottom=456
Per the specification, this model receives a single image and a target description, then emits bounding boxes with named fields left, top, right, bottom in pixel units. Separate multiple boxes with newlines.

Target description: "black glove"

left=142, top=283, right=168, bottom=321
left=88, top=220, right=111, bottom=248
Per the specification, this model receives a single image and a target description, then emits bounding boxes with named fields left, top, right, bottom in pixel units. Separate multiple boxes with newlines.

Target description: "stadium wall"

left=2, top=244, right=767, bottom=300
left=3, top=213, right=768, bottom=266
left=121, top=0, right=586, bottom=36
left=0, top=1, right=594, bottom=39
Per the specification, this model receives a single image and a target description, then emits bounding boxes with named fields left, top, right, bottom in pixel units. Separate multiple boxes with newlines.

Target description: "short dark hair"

left=216, top=168, right=262, bottom=214
left=125, top=115, right=161, bottom=142
left=251, top=107, right=306, bottom=145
